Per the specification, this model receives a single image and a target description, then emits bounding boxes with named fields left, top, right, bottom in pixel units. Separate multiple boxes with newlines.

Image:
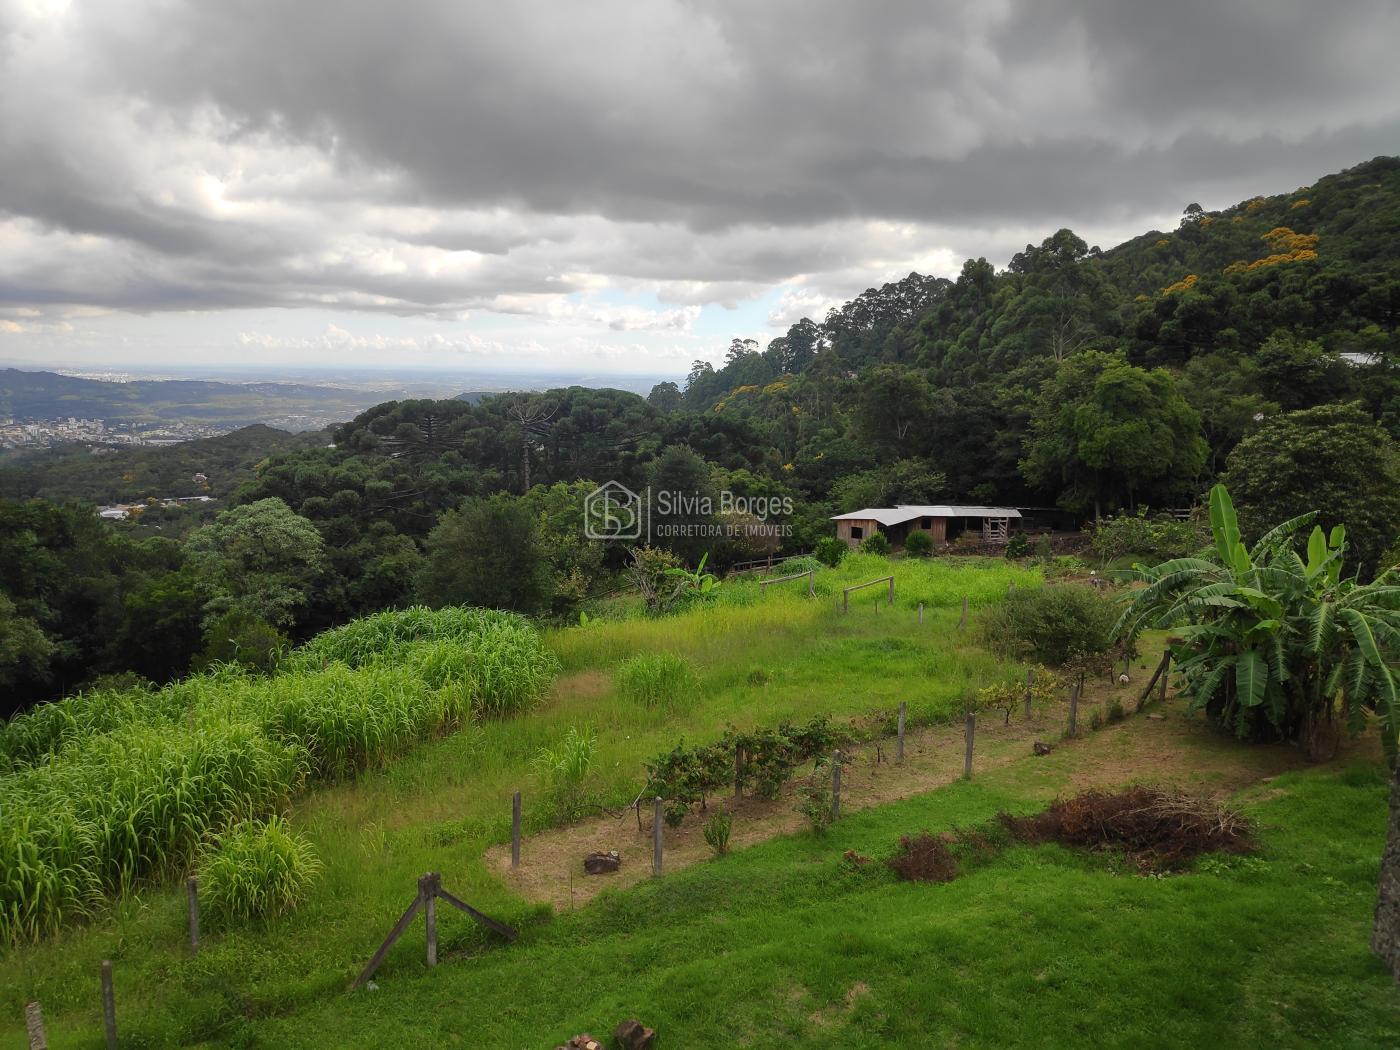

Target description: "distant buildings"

left=0, top=417, right=230, bottom=449
left=96, top=496, right=216, bottom=520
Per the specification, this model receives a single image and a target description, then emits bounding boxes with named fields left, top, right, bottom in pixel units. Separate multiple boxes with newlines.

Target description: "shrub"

left=795, top=771, right=834, bottom=835
left=197, top=816, right=322, bottom=925
left=643, top=716, right=848, bottom=824
left=859, top=531, right=891, bottom=556
left=534, top=726, right=597, bottom=822
left=1004, top=533, right=1030, bottom=558
left=194, top=610, right=288, bottom=674
left=814, top=536, right=848, bottom=567
left=981, top=585, right=1117, bottom=666
left=904, top=531, right=934, bottom=558
left=702, top=812, right=732, bottom=856
left=1106, top=699, right=1126, bottom=724
left=1034, top=533, right=1054, bottom=560
left=1091, top=511, right=1208, bottom=565
left=973, top=667, right=1059, bottom=724
left=615, top=651, right=698, bottom=710
left=887, top=832, right=957, bottom=883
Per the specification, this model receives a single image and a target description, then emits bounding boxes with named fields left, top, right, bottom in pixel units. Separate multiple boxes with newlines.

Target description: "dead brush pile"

left=887, top=832, right=958, bottom=883
left=998, top=787, right=1252, bottom=870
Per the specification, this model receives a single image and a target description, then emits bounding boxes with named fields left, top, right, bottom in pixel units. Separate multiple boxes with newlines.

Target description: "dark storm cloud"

left=1, top=0, right=1398, bottom=316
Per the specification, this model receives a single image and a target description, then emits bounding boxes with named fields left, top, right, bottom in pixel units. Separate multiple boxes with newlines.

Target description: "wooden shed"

left=831, top=505, right=1022, bottom=550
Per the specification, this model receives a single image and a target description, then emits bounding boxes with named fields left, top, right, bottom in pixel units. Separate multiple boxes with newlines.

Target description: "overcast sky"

left=2, top=0, right=1399, bottom=379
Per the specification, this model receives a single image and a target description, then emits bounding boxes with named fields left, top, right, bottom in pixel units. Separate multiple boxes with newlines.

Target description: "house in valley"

left=831, top=505, right=1022, bottom=550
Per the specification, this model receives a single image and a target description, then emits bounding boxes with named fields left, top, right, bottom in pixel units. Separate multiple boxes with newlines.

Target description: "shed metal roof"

left=830, top=505, right=1022, bottom=525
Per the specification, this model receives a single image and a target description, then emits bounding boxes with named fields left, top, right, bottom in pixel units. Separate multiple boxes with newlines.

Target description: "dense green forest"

left=3, top=156, right=1399, bottom=713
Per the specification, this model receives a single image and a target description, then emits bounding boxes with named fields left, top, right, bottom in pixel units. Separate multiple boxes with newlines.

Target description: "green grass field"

left=2, top=555, right=1397, bottom=1047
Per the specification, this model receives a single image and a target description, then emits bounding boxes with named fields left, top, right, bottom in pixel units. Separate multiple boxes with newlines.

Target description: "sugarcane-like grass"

left=0, top=606, right=558, bottom=944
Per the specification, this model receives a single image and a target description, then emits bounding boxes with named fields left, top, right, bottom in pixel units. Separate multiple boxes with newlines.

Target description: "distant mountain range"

left=0, top=369, right=393, bottom=430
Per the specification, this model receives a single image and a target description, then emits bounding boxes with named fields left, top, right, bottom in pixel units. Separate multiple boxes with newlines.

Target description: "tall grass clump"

left=533, top=726, right=597, bottom=822
left=197, top=816, right=322, bottom=926
left=615, top=651, right=698, bottom=710
left=0, top=722, right=307, bottom=944
left=283, top=605, right=526, bottom=669
left=0, top=605, right=559, bottom=941
left=285, top=605, right=558, bottom=719
left=0, top=679, right=190, bottom=770
left=250, top=665, right=446, bottom=780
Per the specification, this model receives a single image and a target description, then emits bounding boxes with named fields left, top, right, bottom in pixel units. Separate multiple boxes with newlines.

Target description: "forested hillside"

left=0, top=424, right=325, bottom=504
left=3, top=156, right=1398, bottom=711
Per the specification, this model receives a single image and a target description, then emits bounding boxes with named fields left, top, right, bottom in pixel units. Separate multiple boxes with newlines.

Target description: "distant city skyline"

left=3, top=1, right=1399, bottom=374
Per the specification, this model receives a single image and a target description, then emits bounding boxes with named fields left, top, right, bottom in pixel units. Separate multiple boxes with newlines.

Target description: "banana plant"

left=662, top=552, right=721, bottom=599
left=1115, top=484, right=1400, bottom=761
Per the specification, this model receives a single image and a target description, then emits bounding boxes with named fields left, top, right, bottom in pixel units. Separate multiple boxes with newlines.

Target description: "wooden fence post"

left=843, top=589, right=849, bottom=614
left=101, top=961, right=117, bottom=1050
left=734, top=742, right=744, bottom=798
left=1023, top=668, right=1033, bottom=719
left=918, top=602, right=923, bottom=624
left=807, top=570, right=815, bottom=598
left=896, top=701, right=906, bottom=763
left=186, top=875, right=200, bottom=954
left=887, top=577, right=895, bottom=604
left=958, top=596, right=968, bottom=629
left=1068, top=682, right=1081, bottom=736
left=1008, top=582, right=1015, bottom=598
left=24, top=1001, right=46, bottom=1050
left=1158, top=650, right=1172, bottom=702
left=422, top=873, right=438, bottom=968
left=830, top=751, right=842, bottom=820
left=963, top=712, right=975, bottom=779
left=511, top=791, right=521, bottom=871
left=653, top=797, right=663, bottom=876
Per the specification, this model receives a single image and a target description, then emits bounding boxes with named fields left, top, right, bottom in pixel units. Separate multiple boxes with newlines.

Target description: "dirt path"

left=485, top=683, right=1367, bottom=912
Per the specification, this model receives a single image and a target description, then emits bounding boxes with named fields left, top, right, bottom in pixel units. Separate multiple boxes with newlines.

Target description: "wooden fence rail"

left=759, top=568, right=815, bottom=598
left=842, top=575, right=894, bottom=613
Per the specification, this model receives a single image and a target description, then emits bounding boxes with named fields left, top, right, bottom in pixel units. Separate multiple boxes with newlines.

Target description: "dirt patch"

left=485, top=678, right=1374, bottom=910
left=999, top=786, right=1253, bottom=870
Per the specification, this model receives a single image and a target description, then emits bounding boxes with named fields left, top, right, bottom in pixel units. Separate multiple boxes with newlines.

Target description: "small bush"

left=197, top=816, right=321, bottom=925
left=814, top=536, right=848, bottom=567
left=1089, top=710, right=1104, bottom=732
left=534, top=726, right=597, bottom=822
left=702, top=812, right=732, bottom=856
left=746, top=667, right=772, bottom=686
left=1034, top=533, right=1053, bottom=560
left=980, top=584, right=1117, bottom=667
left=1106, top=699, right=1126, bottom=724
left=795, top=774, right=834, bottom=834
left=1090, top=511, right=1208, bottom=565
left=887, top=832, right=957, bottom=883
left=615, top=651, right=698, bottom=709
left=1004, top=533, right=1030, bottom=558
left=904, top=531, right=934, bottom=558
left=859, top=531, right=891, bottom=556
